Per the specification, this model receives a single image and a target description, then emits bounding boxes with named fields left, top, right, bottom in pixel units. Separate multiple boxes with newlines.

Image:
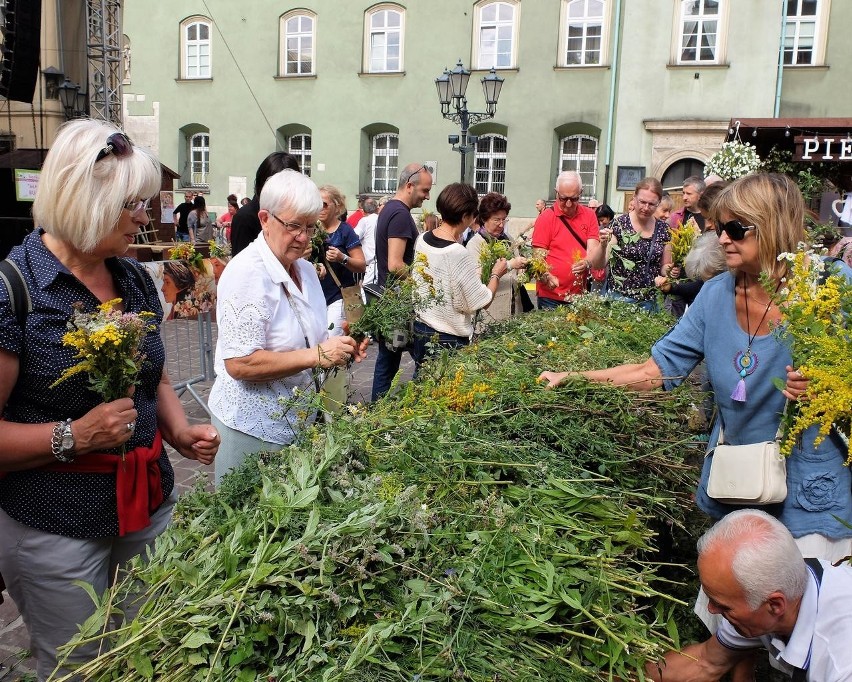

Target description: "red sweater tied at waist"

left=42, top=430, right=165, bottom=536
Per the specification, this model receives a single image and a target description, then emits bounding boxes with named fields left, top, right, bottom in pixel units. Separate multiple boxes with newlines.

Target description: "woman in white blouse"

left=208, top=170, right=366, bottom=485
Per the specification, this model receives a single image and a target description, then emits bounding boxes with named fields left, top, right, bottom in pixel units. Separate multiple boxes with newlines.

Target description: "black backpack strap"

left=804, top=556, right=824, bottom=584
left=0, top=259, right=31, bottom=327
left=119, top=258, right=154, bottom=304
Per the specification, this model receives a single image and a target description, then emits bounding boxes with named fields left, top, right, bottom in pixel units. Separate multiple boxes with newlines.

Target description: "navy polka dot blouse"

left=0, top=230, right=174, bottom=538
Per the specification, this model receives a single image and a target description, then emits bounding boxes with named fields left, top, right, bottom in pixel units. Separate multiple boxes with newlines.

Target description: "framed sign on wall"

left=616, top=166, right=646, bottom=191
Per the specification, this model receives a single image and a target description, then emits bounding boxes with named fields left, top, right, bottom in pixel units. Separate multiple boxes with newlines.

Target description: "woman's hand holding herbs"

left=508, top=256, right=527, bottom=271
left=782, top=365, right=810, bottom=402
left=490, top=257, right=508, bottom=279
left=72, top=397, right=138, bottom=454
left=316, top=337, right=364, bottom=369
left=537, top=370, right=581, bottom=389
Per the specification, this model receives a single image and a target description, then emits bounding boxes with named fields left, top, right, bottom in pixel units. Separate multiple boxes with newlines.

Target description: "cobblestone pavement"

left=0, top=320, right=413, bottom=680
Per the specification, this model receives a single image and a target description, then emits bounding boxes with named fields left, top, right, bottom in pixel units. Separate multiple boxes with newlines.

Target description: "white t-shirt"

left=716, top=560, right=852, bottom=681
left=355, top=213, right=378, bottom=284
left=208, top=232, right=328, bottom=444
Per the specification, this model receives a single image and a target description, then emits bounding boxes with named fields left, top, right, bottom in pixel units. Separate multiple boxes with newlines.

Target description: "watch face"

left=61, top=433, right=75, bottom=450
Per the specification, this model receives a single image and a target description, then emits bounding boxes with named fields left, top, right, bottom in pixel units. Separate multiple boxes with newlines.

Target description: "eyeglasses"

left=488, top=217, right=507, bottom=225
left=403, top=164, right=428, bottom=185
left=716, top=219, right=756, bottom=241
left=556, top=193, right=581, bottom=204
left=270, top=213, right=318, bottom=237
left=96, top=132, right=133, bottom=163
left=634, top=197, right=660, bottom=209
left=124, top=198, right=150, bottom=216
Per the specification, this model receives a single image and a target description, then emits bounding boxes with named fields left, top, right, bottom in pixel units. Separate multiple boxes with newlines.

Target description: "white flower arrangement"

left=704, top=141, right=762, bottom=181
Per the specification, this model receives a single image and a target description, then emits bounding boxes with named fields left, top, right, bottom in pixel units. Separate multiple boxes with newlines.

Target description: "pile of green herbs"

left=58, top=297, right=708, bottom=682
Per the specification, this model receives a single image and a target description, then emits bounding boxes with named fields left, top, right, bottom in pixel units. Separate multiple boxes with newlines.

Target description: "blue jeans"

left=411, top=321, right=469, bottom=375
left=605, top=291, right=659, bottom=313
left=175, top=231, right=190, bottom=242
left=537, top=295, right=568, bottom=310
left=371, top=342, right=407, bottom=401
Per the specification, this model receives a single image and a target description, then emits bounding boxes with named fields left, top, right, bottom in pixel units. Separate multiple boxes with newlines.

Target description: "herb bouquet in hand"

left=478, top=238, right=511, bottom=284
left=51, top=298, right=154, bottom=409
left=350, top=253, right=441, bottom=347
left=771, top=249, right=852, bottom=460
left=515, top=239, right=551, bottom=285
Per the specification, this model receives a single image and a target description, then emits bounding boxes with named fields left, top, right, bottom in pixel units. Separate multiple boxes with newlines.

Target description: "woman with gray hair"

left=209, top=170, right=367, bottom=485
left=0, top=119, right=219, bottom=678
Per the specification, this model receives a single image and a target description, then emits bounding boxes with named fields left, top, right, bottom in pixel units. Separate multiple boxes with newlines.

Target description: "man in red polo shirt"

left=532, top=171, right=603, bottom=308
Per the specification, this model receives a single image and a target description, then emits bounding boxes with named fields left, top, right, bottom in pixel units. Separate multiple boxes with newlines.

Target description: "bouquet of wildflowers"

left=351, top=254, right=442, bottom=344
left=704, top=141, right=762, bottom=181
left=770, top=249, right=852, bottom=461
left=208, top=239, right=231, bottom=259
left=478, top=238, right=512, bottom=284
left=168, top=242, right=204, bottom=272
left=515, top=239, right=551, bottom=285
left=51, top=299, right=155, bottom=403
left=669, top=222, right=697, bottom=267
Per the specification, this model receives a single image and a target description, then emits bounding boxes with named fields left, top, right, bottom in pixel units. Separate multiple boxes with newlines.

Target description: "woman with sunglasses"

left=464, top=191, right=530, bottom=329
left=0, top=120, right=220, bottom=678
left=208, top=171, right=367, bottom=486
left=604, top=177, right=672, bottom=312
left=541, top=173, right=852, bottom=604
left=316, top=185, right=366, bottom=337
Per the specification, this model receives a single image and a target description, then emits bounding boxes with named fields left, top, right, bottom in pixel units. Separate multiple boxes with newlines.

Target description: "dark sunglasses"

left=95, top=132, right=133, bottom=163
left=715, top=219, right=756, bottom=241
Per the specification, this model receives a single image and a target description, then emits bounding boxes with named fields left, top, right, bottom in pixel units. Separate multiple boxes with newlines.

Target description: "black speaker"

left=0, top=0, right=42, bottom=104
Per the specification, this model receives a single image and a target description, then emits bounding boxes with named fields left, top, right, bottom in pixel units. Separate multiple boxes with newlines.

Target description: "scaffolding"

left=86, top=0, right=122, bottom=124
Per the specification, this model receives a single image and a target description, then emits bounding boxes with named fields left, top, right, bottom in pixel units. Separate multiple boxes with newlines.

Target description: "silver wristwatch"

left=51, top=418, right=76, bottom=463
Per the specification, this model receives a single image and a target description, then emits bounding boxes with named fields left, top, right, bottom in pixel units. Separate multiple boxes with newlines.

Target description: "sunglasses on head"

left=95, top=132, right=133, bottom=163
left=715, top=219, right=756, bottom=241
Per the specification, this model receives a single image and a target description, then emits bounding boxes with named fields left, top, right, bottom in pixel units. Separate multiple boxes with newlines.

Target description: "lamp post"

left=57, top=78, right=80, bottom=120
left=435, top=60, right=504, bottom=184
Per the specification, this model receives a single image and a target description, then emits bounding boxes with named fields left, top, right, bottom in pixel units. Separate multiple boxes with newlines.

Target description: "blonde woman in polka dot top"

left=0, top=119, right=220, bottom=679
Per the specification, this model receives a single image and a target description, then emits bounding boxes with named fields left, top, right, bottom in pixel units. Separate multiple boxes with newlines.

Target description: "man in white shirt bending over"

left=646, top=508, right=852, bottom=682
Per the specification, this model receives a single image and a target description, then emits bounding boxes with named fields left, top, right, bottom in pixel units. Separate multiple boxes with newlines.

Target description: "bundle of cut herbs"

left=56, top=297, right=708, bottom=682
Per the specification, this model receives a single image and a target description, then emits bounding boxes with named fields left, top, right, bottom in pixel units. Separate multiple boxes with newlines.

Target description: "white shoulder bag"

left=706, top=416, right=787, bottom=506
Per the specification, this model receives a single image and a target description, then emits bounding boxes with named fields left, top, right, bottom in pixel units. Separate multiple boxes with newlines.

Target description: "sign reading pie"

left=794, top=135, right=852, bottom=162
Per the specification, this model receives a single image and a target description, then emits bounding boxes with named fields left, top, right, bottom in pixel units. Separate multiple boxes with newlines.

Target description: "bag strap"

left=555, top=210, right=586, bottom=252
left=715, top=401, right=788, bottom=448
left=323, top=255, right=344, bottom=289
left=0, top=258, right=31, bottom=328
left=281, top=283, right=322, bottom=396
left=789, top=558, right=824, bottom=682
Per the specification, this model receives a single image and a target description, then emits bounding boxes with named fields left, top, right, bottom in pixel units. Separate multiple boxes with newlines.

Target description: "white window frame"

left=560, top=134, right=598, bottom=201
left=180, top=17, right=212, bottom=79
left=189, top=132, right=210, bottom=187
left=473, top=1, right=520, bottom=70
left=280, top=11, right=316, bottom=76
left=288, top=133, right=312, bottom=177
left=364, top=5, right=405, bottom=73
left=371, top=133, right=399, bottom=193
left=559, top=0, right=609, bottom=67
left=783, top=0, right=829, bottom=66
left=673, top=0, right=728, bottom=65
left=474, top=134, right=508, bottom=195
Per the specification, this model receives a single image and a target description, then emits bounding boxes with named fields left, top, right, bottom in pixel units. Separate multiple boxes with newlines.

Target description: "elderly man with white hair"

left=647, top=509, right=852, bottom=682
left=531, top=170, right=603, bottom=308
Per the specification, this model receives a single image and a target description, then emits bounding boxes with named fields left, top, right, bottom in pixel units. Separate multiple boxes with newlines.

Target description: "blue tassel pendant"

left=731, top=350, right=758, bottom=403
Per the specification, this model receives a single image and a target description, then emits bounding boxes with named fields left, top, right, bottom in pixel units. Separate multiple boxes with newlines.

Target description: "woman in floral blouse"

left=605, top=177, right=672, bottom=311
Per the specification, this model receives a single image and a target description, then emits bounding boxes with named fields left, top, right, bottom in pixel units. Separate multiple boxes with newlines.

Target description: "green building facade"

left=122, top=0, right=851, bottom=219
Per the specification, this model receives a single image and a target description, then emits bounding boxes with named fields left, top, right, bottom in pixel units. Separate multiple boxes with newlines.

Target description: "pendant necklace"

left=730, top=274, right=777, bottom=403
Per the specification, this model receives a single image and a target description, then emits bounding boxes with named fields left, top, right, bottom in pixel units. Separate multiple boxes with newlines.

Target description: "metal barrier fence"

left=161, top=311, right=215, bottom=415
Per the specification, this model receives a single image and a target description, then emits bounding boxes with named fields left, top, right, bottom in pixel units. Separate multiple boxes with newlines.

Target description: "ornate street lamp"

left=435, top=60, right=504, bottom=183
left=57, top=78, right=80, bottom=120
